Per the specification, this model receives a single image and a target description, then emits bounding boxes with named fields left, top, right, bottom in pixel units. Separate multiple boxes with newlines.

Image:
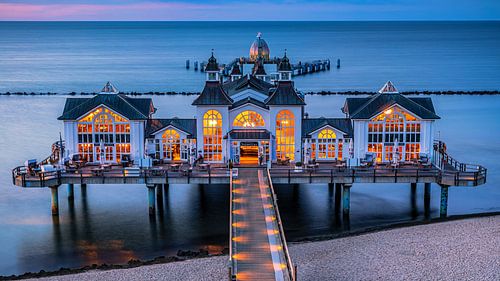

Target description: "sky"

left=0, top=0, right=499, bottom=21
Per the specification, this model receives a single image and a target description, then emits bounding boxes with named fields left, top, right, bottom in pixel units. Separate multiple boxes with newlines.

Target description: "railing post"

left=208, top=165, right=211, bottom=184
left=288, top=169, right=291, bottom=184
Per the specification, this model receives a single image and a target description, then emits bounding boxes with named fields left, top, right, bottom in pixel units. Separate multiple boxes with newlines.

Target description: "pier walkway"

left=229, top=168, right=295, bottom=281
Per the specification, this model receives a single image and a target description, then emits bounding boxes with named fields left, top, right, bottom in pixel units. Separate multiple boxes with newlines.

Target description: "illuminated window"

left=310, top=129, right=343, bottom=160
left=368, top=107, right=421, bottom=162
left=162, top=129, right=181, bottom=161
left=276, top=110, right=295, bottom=161
left=203, top=110, right=223, bottom=162
left=233, top=111, right=265, bottom=127
left=77, top=107, right=130, bottom=162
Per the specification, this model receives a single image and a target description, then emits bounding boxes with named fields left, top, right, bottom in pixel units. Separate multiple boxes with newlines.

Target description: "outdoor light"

left=384, top=109, right=392, bottom=115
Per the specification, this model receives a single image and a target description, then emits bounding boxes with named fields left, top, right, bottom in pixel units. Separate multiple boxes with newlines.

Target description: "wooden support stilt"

left=410, top=183, right=417, bottom=217
left=342, top=184, right=351, bottom=217
left=334, top=183, right=342, bottom=214
left=440, top=185, right=449, bottom=218
left=67, top=183, right=74, bottom=201
left=424, top=183, right=431, bottom=219
left=50, top=186, right=59, bottom=216
left=147, top=185, right=156, bottom=216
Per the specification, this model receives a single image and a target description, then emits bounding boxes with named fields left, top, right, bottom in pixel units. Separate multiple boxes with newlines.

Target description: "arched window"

left=203, top=110, right=223, bottom=162
left=318, top=129, right=337, bottom=159
left=233, top=111, right=265, bottom=127
left=77, top=107, right=130, bottom=163
left=162, top=129, right=181, bottom=160
left=368, top=107, right=420, bottom=162
left=276, top=110, right=295, bottom=161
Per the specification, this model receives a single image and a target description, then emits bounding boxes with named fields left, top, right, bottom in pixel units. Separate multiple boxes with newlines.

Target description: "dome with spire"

left=249, top=32, right=270, bottom=61
left=205, top=50, right=219, bottom=72
left=278, top=50, right=292, bottom=72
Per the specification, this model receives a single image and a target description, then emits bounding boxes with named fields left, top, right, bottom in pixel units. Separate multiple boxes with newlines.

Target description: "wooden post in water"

left=334, top=183, right=342, bottom=214
left=410, top=183, right=417, bottom=218
left=147, top=185, right=156, bottom=216
left=186, top=60, right=190, bottom=69
left=67, top=183, right=74, bottom=201
left=50, top=186, right=59, bottom=216
left=342, top=184, right=351, bottom=217
left=440, top=185, right=449, bottom=218
left=424, top=183, right=431, bottom=219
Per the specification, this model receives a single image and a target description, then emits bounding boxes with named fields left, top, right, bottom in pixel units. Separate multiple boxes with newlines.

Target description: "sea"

left=0, top=21, right=499, bottom=276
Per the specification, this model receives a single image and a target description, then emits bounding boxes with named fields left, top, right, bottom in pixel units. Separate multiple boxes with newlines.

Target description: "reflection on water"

left=0, top=95, right=499, bottom=276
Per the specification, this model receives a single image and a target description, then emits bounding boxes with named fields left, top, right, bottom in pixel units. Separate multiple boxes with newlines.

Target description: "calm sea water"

left=0, top=21, right=500, bottom=93
left=0, top=22, right=499, bottom=276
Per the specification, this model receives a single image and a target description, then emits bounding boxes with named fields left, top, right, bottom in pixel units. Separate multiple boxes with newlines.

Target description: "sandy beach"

left=24, top=215, right=500, bottom=281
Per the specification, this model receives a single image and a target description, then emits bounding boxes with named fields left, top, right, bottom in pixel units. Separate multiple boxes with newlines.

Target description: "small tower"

left=278, top=50, right=292, bottom=82
left=253, top=59, right=267, bottom=81
left=205, top=50, right=220, bottom=82
left=230, top=62, right=242, bottom=81
left=100, top=81, right=118, bottom=94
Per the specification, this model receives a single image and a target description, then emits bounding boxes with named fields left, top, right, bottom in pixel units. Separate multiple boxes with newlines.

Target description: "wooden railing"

left=228, top=169, right=236, bottom=281
left=433, top=140, right=487, bottom=186
left=266, top=168, right=296, bottom=281
left=12, top=165, right=231, bottom=187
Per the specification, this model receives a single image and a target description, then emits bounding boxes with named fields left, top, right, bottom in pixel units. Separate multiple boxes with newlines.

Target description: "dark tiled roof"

left=146, top=118, right=196, bottom=138
left=192, top=81, right=233, bottom=105
left=228, top=129, right=270, bottom=140
left=222, top=75, right=274, bottom=96
left=230, top=64, right=242, bottom=75
left=345, top=93, right=440, bottom=120
left=58, top=94, right=153, bottom=120
left=265, top=81, right=306, bottom=105
left=278, top=53, right=292, bottom=71
left=230, top=97, right=269, bottom=110
left=302, top=118, right=353, bottom=138
left=205, top=53, right=219, bottom=72
left=252, top=62, right=267, bottom=76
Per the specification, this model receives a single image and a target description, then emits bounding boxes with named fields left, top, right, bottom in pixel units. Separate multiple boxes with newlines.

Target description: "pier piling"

left=424, top=183, right=431, bottom=219
left=440, top=185, right=449, bottom=218
left=334, top=183, right=342, bottom=214
left=147, top=185, right=156, bottom=216
left=410, top=183, right=417, bottom=218
left=67, top=184, right=74, bottom=201
left=185, top=60, right=190, bottom=69
left=50, top=186, right=59, bottom=216
left=342, top=184, right=351, bottom=217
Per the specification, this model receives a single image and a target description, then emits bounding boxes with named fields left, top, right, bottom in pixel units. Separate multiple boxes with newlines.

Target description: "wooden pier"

left=11, top=141, right=486, bottom=219
left=229, top=168, right=295, bottom=281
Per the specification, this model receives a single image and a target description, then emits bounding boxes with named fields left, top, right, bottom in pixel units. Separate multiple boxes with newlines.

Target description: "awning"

left=227, top=129, right=271, bottom=140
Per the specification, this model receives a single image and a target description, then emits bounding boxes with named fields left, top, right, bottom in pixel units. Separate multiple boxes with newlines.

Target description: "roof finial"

left=211, top=48, right=214, bottom=57
left=284, top=48, right=287, bottom=58
left=257, top=32, right=262, bottom=39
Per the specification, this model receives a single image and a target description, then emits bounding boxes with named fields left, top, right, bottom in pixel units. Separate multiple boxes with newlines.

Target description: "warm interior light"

left=384, top=109, right=392, bottom=115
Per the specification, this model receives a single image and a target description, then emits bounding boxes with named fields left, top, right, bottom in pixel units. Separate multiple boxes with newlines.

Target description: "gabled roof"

left=265, top=81, right=305, bottom=105
left=302, top=118, right=353, bottom=138
left=145, top=118, right=196, bottom=138
left=230, top=97, right=269, bottom=110
left=58, top=94, right=154, bottom=120
left=378, top=81, right=398, bottom=94
left=192, top=81, right=233, bottom=106
left=344, top=93, right=440, bottom=120
left=222, top=74, right=274, bottom=97
left=101, top=81, right=118, bottom=93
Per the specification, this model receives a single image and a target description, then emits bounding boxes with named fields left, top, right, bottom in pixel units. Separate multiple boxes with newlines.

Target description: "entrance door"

left=239, top=142, right=259, bottom=165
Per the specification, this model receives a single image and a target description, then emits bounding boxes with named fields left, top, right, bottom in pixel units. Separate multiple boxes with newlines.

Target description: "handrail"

left=266, top=168, right=296, bottom=281
left=228, top=169, right=236, bottom=280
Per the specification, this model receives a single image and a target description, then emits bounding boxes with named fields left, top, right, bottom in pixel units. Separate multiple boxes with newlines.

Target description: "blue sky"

left=0, top=0, right=499, bottom=21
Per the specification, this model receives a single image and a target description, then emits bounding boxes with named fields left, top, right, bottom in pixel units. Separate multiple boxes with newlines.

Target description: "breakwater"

left=1, top=90, right=499, bottom=96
